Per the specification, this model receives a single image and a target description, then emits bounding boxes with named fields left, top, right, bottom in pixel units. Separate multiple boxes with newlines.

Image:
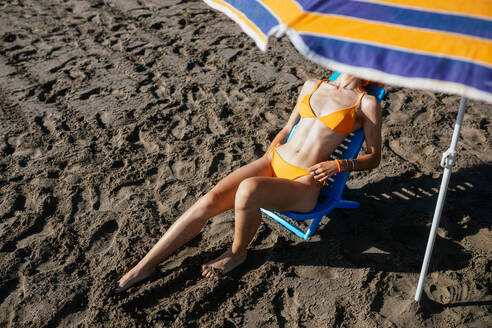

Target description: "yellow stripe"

left=362, top=0, right=492, bottom=19
left=209, top=0, right=267, bottom=43
left=261, top=0, right=492, bottom=66
left=259, top=0, right=303, bottom=25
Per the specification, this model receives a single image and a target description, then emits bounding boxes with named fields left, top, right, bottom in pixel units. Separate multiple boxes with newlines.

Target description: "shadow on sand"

left=247, top=164, right=492, bottom=274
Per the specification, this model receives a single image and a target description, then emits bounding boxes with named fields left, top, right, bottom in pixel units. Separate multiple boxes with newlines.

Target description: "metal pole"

left=414, top=97, right=467, bottom=302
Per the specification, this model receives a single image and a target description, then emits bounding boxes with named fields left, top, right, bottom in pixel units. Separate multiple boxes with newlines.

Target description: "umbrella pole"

left=414, top=97, right=467, bottom=302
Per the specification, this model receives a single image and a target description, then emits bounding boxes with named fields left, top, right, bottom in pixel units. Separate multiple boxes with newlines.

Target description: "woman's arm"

left=265, top=79, right=318, bottom=154
left=344, top=94, right=382, bottom=171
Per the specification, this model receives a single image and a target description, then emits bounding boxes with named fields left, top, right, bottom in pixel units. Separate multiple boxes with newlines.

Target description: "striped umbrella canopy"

left=204, top=0, right=492, bottom=104
left=204, top=0, right=492, bottom=303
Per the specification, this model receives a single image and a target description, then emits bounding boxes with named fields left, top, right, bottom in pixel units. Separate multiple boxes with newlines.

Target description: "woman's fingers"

left=308, top=163, right=320, bottom=172
left=310, top=161, right=339, bottom=179
left=310, top=163, right=329, bottom=176
left=314, top=169, right=338, bottom=181
left=313, top=172, right=328, bottom=180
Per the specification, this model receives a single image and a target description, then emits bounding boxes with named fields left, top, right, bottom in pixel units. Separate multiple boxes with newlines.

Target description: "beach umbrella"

left=203, top=0, right=492, bottom=302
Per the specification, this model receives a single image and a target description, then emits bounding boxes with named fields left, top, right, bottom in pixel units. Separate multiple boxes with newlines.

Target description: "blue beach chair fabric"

left=261, top=73, right=385, bottom=239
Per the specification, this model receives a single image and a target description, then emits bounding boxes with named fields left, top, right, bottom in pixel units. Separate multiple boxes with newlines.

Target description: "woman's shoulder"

left=303, top=78, right=320, bottom=89
left=299, top=78, right=320, bottom=96
left=360, top=92, right=381, bottom=118
left=361, top=92, right=379, bottom=108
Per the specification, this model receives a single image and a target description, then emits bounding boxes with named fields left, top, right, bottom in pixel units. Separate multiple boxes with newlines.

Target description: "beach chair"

left=261, top=73, right=385, bottom=239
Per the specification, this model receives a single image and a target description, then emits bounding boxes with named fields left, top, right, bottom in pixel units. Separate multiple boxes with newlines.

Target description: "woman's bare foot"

left=116, top=266, right=156, bottom=293
left=201, top=248, right=247, bottom=279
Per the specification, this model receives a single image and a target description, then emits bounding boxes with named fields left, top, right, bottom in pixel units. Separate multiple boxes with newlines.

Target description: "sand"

left=0, top=0, right=491, bottom=327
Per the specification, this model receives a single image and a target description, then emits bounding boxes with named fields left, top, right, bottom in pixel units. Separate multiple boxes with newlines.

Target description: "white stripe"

left=299, top=31, right=492, bottom=70
left=204, top=0, right=268, bottom=51
left=356, top=0, right=492, bottom=21
left=286, top=29, right=492, bottom=104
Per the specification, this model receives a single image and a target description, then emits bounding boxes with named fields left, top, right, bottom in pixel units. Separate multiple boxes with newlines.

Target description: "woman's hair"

left=359, top=79, right=384, bottom=88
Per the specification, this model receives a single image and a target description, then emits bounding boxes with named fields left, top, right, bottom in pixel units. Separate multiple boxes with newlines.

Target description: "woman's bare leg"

left=202, top=176, right=320, bottom=278
left=116, top=155, right=273, bottom=292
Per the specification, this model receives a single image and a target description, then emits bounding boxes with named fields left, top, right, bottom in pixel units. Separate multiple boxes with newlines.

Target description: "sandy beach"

left=1, top=0, right=491, bottom=327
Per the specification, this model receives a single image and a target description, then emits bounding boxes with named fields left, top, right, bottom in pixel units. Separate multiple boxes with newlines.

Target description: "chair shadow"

left=241, top=164, right=491, bottom=317
left=249, top=164, right=492, bottom=275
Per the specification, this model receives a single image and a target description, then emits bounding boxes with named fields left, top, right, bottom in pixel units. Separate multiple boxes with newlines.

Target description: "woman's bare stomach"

left=275, top=134, right=346, bottom=170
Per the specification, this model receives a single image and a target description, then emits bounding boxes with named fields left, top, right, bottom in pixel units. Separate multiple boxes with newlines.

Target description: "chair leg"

left=260, top=208, right=312, bottom=240
left=305, top=215, right=324, bottom=239
left=262, top=200, right=359, bottom=239
left=336, top=199, right=360, bottom=209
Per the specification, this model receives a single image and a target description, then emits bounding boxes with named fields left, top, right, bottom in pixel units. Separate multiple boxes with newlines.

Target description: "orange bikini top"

left=299, top=79, right=366, bottom=134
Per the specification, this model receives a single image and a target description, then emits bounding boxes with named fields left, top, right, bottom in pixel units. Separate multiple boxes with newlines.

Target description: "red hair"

left=359, top=79, right=384, bottom=88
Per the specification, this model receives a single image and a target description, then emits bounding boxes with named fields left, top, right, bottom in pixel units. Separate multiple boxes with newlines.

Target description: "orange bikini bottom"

left=269, top=145, right=312, bottom=180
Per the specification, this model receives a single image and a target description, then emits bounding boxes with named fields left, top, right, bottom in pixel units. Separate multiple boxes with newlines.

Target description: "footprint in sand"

left=79, top=87, right=101, bottom=100
left=0, top=192, right=25, bottom=218
left=87, top=220, right=119, bottom=255
left=428, top=276, right=470, bottom=304
left=170, top=159, right=197, bottom=180
left=1, top=135, right=15, bottom=156
left=273, top=288, right=301, bottom=324
left=35, top=258, right=64, bottom=274
left=207, top=113, right=227, bottom=136
left=14, top=195, right=57, bottom=250
left=0, top=277, right=22, bottom=327
left=461, top=126, right=492, bottom=162
left=170, top=118, right=189, bottom=140
left=46, top=293, right=88, bottom=328
left=388, top=137, right=425, bottom=163
left=0, top=277, right=19, bottom=307
left=208, top=152, right=226, bottom=176
left=138, top=131, right=160, bottom=153
left=294, top=265, right=339, bottom=280
left=186, top=85, right=206, bottom=105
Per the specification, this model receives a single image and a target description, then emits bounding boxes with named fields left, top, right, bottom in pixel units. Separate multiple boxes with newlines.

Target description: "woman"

left=116, top=73, right=382, bottom=291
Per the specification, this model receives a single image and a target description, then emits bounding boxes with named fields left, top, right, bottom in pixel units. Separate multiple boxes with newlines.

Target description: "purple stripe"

left=294, top=0, right=492, bottom=40
left=224, top=0, right=279, bottom=35
left=301, top=34, right=492, bottom=94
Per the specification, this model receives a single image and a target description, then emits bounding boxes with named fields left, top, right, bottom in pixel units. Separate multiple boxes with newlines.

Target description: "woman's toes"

left=203, top=267, right=210, bottom=277
left=115, top=280, right=129, bottom=293
left=201, top=265, right=222, bottom=279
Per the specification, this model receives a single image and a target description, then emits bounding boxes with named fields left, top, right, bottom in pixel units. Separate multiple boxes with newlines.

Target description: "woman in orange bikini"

left=116, top=73, right=382, bottom=291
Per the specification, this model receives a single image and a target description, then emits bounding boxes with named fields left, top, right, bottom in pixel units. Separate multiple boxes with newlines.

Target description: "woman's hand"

left=308, top=160, right=339, bottom=183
